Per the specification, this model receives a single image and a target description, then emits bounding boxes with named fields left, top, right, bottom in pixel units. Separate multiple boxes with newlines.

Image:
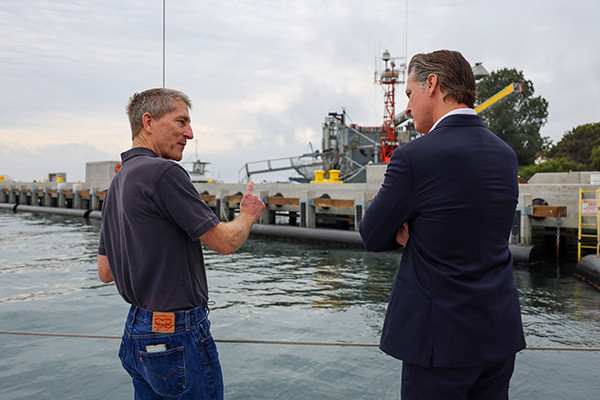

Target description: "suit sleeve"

left=359, top=148, right=415, bottom=252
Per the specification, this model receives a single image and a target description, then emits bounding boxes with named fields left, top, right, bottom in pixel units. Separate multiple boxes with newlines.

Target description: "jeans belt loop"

left=185, top=310, right=190, bottom=331
left=130, top=306, right=139, bottom=331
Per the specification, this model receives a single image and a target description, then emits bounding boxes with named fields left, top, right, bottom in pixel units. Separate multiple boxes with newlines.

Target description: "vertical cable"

left=163, top=0, right=166, bottom=88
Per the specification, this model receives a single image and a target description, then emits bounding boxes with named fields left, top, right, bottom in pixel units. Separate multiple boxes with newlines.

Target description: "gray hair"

left=126, top=88, right=192, bottom=139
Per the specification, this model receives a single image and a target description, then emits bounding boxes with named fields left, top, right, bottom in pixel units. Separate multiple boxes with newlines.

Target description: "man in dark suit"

left=360, top=50, right=525, bottom=399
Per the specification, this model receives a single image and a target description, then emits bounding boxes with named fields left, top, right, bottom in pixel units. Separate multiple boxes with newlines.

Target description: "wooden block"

left=200, top=194, right=216, bottom=203
left=225, top=195, right=243, bottom=204
left=314, top=198, right=355, bottom=208
left=531, top=205, right=567, bottom=218
left=266, top=196, right=300, bottom=206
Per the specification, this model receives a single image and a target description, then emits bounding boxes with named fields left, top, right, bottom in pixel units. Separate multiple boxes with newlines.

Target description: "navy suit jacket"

left=360, top=114, right=526, bottom=368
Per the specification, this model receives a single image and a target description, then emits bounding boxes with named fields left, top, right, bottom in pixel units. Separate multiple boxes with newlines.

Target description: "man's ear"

left=426, top=74, right=439, bottom=96
left=142, top=112, right=153, bottom=132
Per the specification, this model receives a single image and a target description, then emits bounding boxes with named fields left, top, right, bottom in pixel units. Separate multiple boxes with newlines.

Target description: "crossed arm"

left=97, top=181, right=265, bottom=283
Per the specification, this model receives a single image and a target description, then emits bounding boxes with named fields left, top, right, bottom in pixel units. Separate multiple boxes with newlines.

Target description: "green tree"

left=476, top=68, right=549, bottom=165
left=591, top=145, right=600, bottom=170
left=547, top=122, right=600, bottom=164
left=520, top=157, right=588, bottom=181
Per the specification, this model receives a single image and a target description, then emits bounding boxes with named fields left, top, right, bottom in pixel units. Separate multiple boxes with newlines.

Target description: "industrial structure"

left=241, top=50, right=413, bottom=183
left=240, top=52, right=523, bottom=184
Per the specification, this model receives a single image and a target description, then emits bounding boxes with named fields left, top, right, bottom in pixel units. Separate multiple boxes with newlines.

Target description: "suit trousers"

left=401, top=355, right=516, bottom=400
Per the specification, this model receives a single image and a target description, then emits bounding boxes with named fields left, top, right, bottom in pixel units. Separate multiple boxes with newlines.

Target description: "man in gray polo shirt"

left=97, top=88, right=265, bottom=399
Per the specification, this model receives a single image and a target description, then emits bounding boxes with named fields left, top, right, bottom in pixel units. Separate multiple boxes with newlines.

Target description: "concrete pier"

left=2, top=162, right=600, bottom=262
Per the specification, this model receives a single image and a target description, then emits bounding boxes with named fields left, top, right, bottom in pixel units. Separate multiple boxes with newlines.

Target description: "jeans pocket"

left=139, top=346, right=187, bottom=396
left=118, top=338, right=135, bottom=378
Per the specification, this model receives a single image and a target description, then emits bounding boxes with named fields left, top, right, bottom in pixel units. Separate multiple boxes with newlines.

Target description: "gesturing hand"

left=240, top=181, right=265, bottom=222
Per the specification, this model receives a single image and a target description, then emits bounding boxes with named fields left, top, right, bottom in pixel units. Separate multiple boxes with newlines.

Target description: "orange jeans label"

left=152, top=312, right=175, bottom=333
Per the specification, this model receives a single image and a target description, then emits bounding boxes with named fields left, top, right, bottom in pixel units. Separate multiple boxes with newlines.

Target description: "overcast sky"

left=1, top=0, right=599, bottom=183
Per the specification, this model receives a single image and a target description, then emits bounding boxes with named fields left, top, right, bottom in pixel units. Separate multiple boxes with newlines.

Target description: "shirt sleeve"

left=98, top=228, right=106, bottom=255
left=152, top=164, right=220, bottom=240
left=359, top=148, right=416, bottom=252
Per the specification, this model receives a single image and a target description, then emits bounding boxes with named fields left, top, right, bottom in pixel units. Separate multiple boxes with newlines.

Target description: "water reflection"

left=2, top=211, right=600, bottom=399
left=2, top=210, right=599, bottom=349
left=204, top=238, right=399, bottom=312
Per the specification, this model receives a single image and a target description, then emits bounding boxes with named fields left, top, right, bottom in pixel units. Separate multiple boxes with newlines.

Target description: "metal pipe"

left=15, top=205, right=90, bottom=218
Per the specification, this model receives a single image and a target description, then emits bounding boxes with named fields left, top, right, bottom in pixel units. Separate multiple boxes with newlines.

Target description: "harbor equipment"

left=239, top=62, right=522, bottom=183
left=475, top=83, right=523, bottom=114
left=375, top=50, right=406, bottom=162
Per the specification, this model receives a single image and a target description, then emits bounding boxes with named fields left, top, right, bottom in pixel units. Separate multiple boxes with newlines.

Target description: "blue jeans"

left=119, top=305, right=223, bottom=400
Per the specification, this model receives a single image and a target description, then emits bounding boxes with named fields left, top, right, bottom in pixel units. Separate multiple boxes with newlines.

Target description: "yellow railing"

left=577, top=187, right=600, bottom=260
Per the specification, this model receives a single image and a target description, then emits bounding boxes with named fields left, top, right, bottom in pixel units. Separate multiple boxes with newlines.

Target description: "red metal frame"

left=379, top=66, right=398, bottom=163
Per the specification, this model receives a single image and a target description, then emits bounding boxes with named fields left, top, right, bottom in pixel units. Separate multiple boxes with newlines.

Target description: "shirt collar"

left=429, top=107, right=477, bottom=132
left=121, top=147, right=159, bottom=163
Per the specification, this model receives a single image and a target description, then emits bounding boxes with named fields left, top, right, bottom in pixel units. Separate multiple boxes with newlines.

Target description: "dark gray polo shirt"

left=98, top=147, right=219, bottom=311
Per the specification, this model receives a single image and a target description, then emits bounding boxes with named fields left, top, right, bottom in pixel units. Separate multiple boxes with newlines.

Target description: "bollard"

left=311, top=170, right=325, bottom=183
left=328, top=170, right=342, bottom=183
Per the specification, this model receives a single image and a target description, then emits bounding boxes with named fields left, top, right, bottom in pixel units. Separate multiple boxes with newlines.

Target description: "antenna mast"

left=376, top=50, right=405, bottom=163
left=162, top=0, right=166, bottom=88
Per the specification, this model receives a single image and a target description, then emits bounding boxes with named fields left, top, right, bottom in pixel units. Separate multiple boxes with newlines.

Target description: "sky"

left=1, top=0, right=599, bottom=183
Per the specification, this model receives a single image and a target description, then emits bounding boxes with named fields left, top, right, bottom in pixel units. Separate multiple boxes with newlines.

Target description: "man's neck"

left=432, top=102, right=469, bottom=123
left=132, top=134, right=155, bottom=153
left=428, top=104, right=475, bottom=133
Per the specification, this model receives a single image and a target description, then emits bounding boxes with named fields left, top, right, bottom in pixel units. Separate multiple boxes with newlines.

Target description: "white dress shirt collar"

left=429, top=107, right=477, bottom=132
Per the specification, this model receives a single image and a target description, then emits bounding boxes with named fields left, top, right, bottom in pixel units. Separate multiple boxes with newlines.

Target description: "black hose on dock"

left=88, top=211, right=102, bottom=219
left=0, top=203, right=18, bottom=212
left=1, top=205, right=543, bottom=265
left=252, top=225, right=543, bottom=265
left=575, top=255, right=600, bottom=290
left=16, top=205, right=91, bottom=218
left=251, top=224, right=364, bottom=246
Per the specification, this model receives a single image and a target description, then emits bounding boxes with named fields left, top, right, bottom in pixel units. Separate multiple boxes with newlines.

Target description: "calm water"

left=1, top=210, right=599, bottom=399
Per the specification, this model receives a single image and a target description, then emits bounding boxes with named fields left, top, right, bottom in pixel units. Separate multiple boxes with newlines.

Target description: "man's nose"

left=185, top=126, right=193, bottom=139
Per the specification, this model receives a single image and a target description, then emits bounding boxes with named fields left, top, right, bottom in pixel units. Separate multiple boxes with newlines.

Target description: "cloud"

left=1, top=0, right=599, bottom=182
left=0, top=142, right=117, bottom=182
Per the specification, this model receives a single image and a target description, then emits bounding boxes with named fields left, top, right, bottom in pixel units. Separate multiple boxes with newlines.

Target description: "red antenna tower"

left=377, top=50, right=405, bottom=163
